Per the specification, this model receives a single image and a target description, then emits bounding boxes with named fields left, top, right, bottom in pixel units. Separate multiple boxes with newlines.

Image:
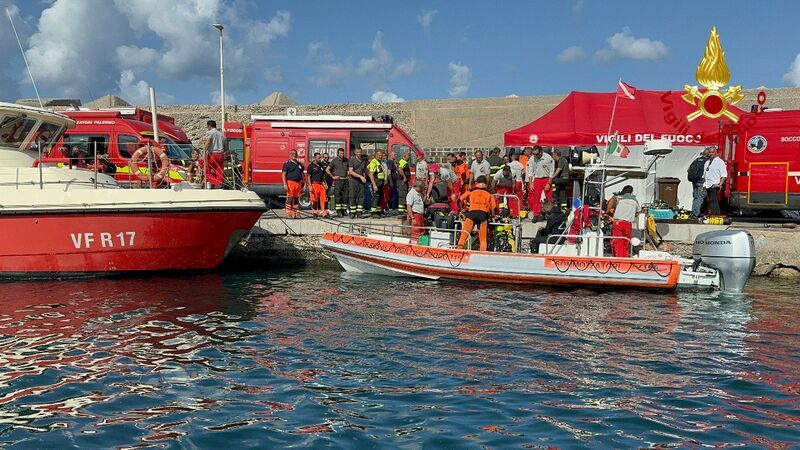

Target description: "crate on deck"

left=648, top=208, right=675, bottom=220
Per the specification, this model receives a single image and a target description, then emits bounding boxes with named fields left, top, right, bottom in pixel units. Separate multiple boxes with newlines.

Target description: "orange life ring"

left=129, top=145, right=169, bottom=182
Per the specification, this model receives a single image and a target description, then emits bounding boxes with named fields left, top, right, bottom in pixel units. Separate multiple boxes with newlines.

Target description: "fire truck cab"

left=247, top=114, right=423, bottom=198
left=720, top=110, right=800, bottom=213
left=39, top=110, right=193, bottom=185
left=224, top=121, right=251, bottom=162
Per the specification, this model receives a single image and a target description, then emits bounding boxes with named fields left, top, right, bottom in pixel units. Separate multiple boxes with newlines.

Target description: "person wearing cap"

left=525, top=145, right=554, bottom=220
left=609, top=185, right=640, bottom=257
left=406, top=179, right=426, bottom=240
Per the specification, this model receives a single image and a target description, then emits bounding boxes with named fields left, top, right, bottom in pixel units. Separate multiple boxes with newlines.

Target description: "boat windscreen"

left=0, top=115, right=38, bottom=148
left=25, top=122, right=63, bottom=153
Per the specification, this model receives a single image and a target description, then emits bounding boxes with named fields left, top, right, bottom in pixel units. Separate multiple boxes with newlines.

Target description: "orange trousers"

left=458, top=218, right=489, bottom=251
left=310, top=183, right=328, bottom=216
left=285, top=180, right=302, bottom=217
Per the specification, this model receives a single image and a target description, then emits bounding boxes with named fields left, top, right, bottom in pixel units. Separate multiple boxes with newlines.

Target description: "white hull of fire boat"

left=321, top=232, right=687, bottom=290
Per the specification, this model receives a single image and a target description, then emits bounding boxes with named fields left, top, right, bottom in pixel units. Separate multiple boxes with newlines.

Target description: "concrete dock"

left=231, top=210, right=800, bottom=278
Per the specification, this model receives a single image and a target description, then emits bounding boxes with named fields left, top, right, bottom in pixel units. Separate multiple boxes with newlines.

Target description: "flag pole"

left=602, top=78, right=621, bottom=162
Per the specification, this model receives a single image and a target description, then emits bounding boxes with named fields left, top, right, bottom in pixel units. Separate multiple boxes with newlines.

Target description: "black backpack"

left=687, top=156, right=706, bottom=183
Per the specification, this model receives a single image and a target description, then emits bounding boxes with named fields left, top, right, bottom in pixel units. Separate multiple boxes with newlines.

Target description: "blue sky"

left=1, top=0, right=799, bottom=105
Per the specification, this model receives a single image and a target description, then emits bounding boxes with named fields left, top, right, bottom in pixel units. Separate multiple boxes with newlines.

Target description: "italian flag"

left=606, top=140, right=630, bottom=158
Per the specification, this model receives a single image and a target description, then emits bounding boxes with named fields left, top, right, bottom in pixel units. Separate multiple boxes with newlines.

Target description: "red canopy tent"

left=504, top=89, right=744, bottom=147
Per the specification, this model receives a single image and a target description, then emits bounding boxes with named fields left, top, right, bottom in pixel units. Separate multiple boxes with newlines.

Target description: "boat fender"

left=130, top=144, right=169, bottom=183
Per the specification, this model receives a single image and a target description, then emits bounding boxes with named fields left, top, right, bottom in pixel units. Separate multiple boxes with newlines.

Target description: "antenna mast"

left=6, top=8, right=43, bottom=108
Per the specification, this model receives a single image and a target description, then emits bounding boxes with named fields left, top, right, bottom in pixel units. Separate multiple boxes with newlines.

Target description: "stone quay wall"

left=156, top=87, right=800, bottom=158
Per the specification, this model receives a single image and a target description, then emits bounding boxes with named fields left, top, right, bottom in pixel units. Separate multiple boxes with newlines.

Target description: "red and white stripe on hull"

left=0, top=210, right=263, bottom=274
left=321, top=233, right=681, bottom=290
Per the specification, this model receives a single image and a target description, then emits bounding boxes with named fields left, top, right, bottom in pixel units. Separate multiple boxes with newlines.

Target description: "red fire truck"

left=246, top=115, right=424, bottom=200
left=40, top=110, right=193, bottom=184
left=720, top=109, right=800, bottom=214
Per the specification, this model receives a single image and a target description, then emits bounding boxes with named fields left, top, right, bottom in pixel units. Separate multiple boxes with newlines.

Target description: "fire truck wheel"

left=298, top=191, right=312, bottom=210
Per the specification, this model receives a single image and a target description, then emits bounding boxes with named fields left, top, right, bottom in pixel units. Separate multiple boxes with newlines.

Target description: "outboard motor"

left=693, top=230, right=755, bottom=292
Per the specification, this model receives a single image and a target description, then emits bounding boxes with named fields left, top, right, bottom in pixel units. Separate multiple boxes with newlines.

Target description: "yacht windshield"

left=0, top=115, right=38, bottom=148
left=25, top=122, right=64, bottom=153
left=155, top=137, right=192, bottom=160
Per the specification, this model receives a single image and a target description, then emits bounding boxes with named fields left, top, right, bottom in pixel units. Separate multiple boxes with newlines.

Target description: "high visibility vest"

left=368, top=158, right=385, bottom=180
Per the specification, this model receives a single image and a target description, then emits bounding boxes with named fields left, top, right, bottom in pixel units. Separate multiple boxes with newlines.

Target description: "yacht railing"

left=544, top=232, right=631, bottom=256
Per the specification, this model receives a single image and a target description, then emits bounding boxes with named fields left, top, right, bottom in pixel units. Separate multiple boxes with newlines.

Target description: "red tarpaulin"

left=504, top=90, right=745, bottom=147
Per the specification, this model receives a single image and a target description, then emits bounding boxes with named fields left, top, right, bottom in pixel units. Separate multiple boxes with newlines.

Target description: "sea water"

left=0, top=270, right=798, bottom=448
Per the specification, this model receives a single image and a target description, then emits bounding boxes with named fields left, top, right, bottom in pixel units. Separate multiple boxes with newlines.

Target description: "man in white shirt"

left=702, top=146, right=727, bottom=215
left=525, top=146, right=554, bottom=220
left=609, top=185, right=640, bottom=257
left=406, top=179, right=426, bottom=240
left=469, top=150, right=491, bottom=185
left=415, top=158, right=429, bottom=186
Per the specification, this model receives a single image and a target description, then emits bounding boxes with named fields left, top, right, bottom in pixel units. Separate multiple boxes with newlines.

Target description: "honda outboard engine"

left=693, top=230, right=755, bottom=292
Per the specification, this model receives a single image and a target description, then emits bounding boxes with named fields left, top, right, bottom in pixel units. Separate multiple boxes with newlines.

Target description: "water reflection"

left=0, top=272, right=797, bottom=448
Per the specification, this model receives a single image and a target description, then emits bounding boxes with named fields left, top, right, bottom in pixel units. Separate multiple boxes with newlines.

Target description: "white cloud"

left=448, top=62, right=471, bottom=97
left=264, top=65, right=284, bottom=83
left=310, top=31, right=418, bottom=94
left=307, top=41, right=331, bottom=60
left=595, top=27, right=668, bottom=62
left=371, top=91, right=404, bottom=103
left=571, top=0, right=584, bottom=13
left=783, top=54, right=800, bottom=86
left=417, top=10, right=438, bottom=33
left=210, top=90, right=238, bottom=105
left=25, top=0, right=131, bottom=98
left=310, top=62, right=353, bottom=88
left=557, top=45, right=585, bottom=63
left=113, top=0, right=220, bottom=80
left=116, top=45, right=159, bottom=69
left=118, top=70, right=175, bottom=105
left=246, top=10, right=291, bottom=47
left=357, top=31, right=391, bottom=79
left=392, top=58, right=420, bottom=79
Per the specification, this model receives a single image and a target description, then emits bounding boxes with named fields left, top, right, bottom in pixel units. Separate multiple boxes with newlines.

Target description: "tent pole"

left=602, top=86, right=620, bottom=163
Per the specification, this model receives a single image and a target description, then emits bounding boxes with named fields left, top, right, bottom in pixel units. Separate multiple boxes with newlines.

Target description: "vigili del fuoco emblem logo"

left=682, top=27, right=743, bottom=122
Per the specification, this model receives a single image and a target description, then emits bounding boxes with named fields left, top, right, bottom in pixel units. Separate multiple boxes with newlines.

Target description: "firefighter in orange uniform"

left=281, top=149, right=304, bottom=218
left=307, top=152, right=329, bottom=217
left=457, top=176, right=498, bottom=251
